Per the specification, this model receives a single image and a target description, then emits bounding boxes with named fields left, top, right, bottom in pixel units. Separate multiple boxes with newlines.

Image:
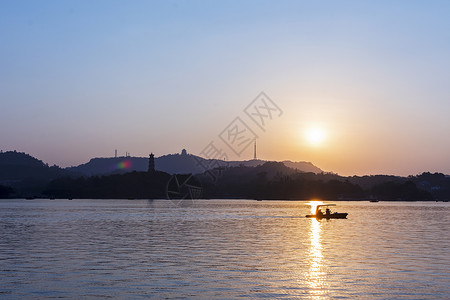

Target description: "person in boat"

left=325, top=208, right=331, bottom=216
left=316, top=208, right=324, bottom=217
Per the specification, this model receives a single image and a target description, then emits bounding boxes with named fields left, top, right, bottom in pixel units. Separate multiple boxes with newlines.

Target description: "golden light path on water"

left=306, top=201, right=327, bottom=299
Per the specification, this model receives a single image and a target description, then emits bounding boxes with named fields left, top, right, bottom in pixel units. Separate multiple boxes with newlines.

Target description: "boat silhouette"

left=306, top=204, right=348, bottom=219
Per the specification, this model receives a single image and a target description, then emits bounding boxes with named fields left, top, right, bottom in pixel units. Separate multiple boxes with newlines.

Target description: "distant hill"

left=0, top=150, right=47, bottom=168
left=0, top=151, right=70, bottom=181
left=67, top=150, right=323, bottom=176
left=1, top=150, right=448, bottom=200
left=0, top=150, right=322, bottom=197
left=281, top=160, right=323, bottom=173
left=0, top=151, right=73, bottom=196
left=67, top=153, right=210, bottom=175
left=198, top=161, right=362, bottom=199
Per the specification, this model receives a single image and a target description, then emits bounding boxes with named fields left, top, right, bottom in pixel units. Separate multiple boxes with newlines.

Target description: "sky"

left=1, top=0, right=450, bottom=176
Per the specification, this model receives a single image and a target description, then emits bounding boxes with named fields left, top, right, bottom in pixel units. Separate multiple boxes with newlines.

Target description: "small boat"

left=369, top=195, right=379, bottom=202
left=306, top=204, right=348, bottom=219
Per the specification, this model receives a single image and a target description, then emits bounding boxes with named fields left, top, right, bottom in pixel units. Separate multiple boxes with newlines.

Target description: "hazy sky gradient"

left=1, top=0, right=450, bottom=176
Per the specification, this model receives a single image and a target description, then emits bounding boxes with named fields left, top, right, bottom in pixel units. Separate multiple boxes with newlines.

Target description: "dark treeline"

left=204, top=175, right=364, bottom=200
left=43, top=171, right=171, bottom=199
left=0, top=185, right=15, bottom=198
left=0, top=151, right=449, bottom=200
left=22, top=168, right=445, bottom=200
left=200, top=163, right=442, bottom=201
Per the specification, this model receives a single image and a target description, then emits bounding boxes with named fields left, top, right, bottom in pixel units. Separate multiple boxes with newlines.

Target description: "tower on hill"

left=148, top=153, right=155, bottom=172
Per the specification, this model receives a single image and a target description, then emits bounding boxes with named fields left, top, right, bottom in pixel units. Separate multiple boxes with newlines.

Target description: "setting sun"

left=305, top=127, right=326, bottom=146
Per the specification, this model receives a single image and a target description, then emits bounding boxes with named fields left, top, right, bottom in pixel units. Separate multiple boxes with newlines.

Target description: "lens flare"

left=117, top=160, right=132, bottom=169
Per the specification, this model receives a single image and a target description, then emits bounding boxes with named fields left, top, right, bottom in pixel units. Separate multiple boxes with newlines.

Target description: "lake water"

left=0, top=199, right=449, bottom=299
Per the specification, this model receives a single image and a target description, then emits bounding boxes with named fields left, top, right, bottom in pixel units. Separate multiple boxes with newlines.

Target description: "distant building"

left=181, top=149, right=187, bottom=156
left=148, top=153, right=155, bottom=172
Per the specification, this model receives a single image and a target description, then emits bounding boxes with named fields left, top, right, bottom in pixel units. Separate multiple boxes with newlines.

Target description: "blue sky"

left=1, top=0, right=450, bottom=175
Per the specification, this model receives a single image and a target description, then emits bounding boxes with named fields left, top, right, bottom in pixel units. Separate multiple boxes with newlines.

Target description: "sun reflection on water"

left=309, top=200, right=323, bottom=215
left=307, top=218, right=327, bottom=299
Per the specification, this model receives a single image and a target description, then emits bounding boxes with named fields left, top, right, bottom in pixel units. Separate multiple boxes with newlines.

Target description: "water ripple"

left=0, top=199, right=449, bottom=299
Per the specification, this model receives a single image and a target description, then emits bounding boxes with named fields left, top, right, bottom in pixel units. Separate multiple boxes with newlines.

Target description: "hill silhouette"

left=0, top=151, right=73, bottom=197
left=198, top=162, right=441, bottom=201
left=1, top=150, right=448, bottom=201
left=199, top=162, right=364, bottom=199
left=67, top=150, right=323, bottom=176
left=68, top=153, right=209, bottom=175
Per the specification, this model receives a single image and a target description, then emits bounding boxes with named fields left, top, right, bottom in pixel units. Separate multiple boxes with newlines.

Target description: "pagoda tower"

left=148, top=153, right=155, bottom=172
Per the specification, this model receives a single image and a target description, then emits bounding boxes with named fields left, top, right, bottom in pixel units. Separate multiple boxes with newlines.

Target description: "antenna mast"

left=254, top=139, right=257, bottom=160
